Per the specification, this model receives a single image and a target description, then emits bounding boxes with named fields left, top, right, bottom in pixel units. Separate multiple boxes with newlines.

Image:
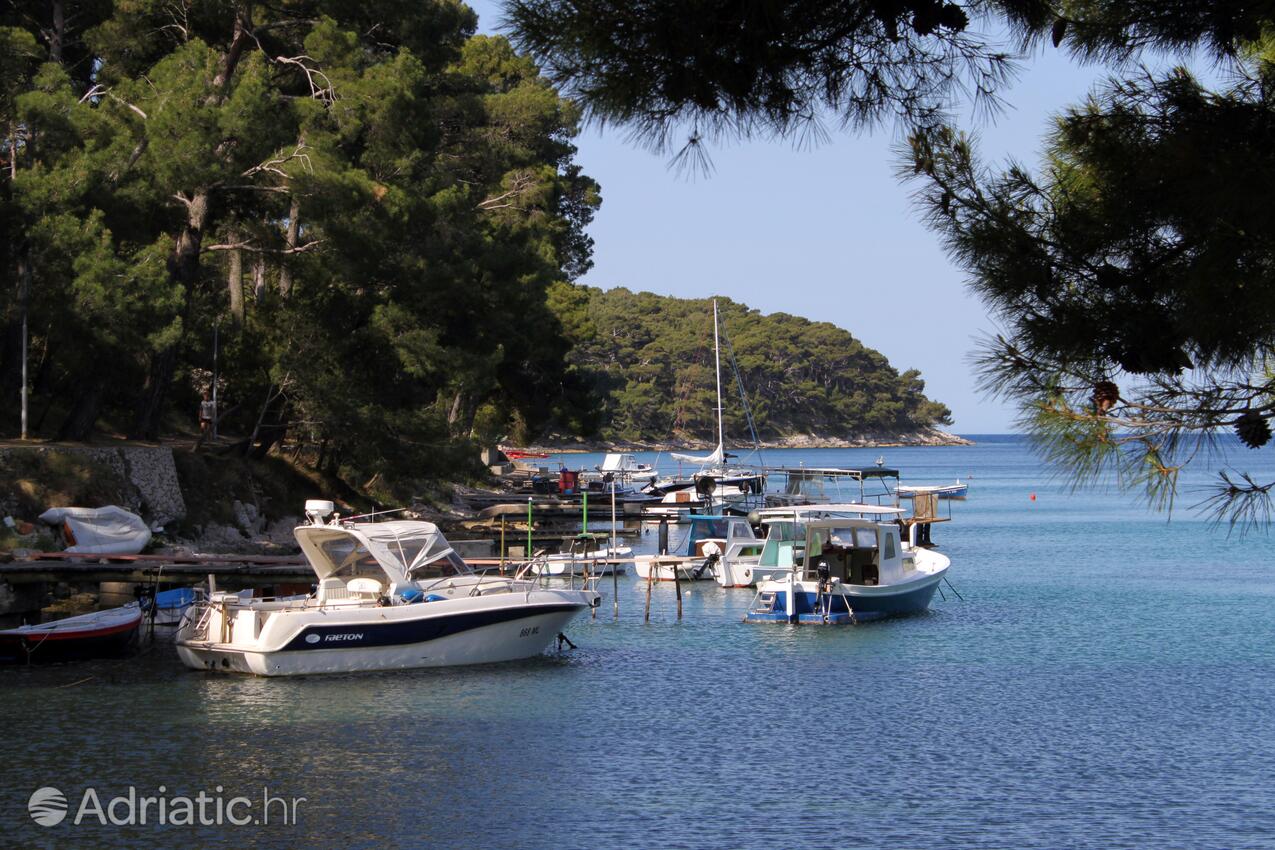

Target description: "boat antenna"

left=341, top=507, right=409, bottom=522
left=713, top=298, right=724, bottom=460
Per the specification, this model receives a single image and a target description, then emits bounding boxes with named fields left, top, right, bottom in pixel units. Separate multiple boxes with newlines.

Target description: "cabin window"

left=882, top=530, right=897, bottom=561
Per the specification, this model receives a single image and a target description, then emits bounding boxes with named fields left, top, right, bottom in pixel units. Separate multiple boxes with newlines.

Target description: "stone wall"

left=0, top=445, right=187, bottom=526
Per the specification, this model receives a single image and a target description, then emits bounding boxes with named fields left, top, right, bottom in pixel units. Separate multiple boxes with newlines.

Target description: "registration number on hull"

left=519, top=625, right=540, bottom=638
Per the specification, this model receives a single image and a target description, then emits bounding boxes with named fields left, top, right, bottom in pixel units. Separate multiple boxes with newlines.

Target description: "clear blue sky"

left=467, top=3, right=1175, bottom=433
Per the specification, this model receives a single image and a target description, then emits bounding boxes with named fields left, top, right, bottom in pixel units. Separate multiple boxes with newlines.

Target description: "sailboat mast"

left=713, top=299, right=724, bottom=455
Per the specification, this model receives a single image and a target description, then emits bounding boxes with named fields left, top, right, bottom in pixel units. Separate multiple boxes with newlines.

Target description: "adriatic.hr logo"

left=27, top=787, right=68, bottom=826
left=26, top=785, right=305, bottom=827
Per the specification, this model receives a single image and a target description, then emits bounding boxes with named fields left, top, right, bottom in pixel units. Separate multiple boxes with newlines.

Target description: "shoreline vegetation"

left=522, top=427, right=973, bottom=454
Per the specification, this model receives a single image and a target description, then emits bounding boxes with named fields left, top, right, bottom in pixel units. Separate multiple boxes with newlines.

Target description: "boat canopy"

left=671, top=442, right=725, bottom=466
left=758, top=503, right=904, bottom=519
left=295, top=521, right=469, bottom=585
left=600, top=453, right=639, bottom=471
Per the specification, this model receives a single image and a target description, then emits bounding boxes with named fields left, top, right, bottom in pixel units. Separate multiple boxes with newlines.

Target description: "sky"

left=465, top=4, right=1173, bottom=433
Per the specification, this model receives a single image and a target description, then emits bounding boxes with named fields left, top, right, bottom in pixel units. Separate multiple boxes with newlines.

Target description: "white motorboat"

left=634, top=514, right=758, bottom=582
left=745, top=508, right=950, bottom=624
left=529, top=535, right=631, bottom=577
left=896, top=479, right=970, bottom=500
left=175, top=502, right=599, bottom=676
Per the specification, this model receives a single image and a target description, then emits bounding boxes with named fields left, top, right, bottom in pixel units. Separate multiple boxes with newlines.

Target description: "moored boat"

left=0, top=605, right=142, bottom=663
left=745, top=512, right=949, bottom=624
left=634, top=514, right=758, bottom=582
left=896, top=479, right=970, bottom=500
left=175, top=501, right=599, bottom=676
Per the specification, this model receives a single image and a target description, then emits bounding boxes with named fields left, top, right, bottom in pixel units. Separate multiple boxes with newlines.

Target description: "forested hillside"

left=547, top=285, right=953, bottom=444
left=0, top=2, right=598, bottom=495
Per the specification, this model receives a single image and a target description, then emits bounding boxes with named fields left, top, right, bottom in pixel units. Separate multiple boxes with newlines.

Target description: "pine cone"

left=1235, top=411, right=1272, bottom=449
left=1092, top=381, right=1119, bottom=414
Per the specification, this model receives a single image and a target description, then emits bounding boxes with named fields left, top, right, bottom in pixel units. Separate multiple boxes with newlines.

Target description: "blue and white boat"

left=634, top=514, right=759, bottom=582
left=175, top=501, right=598, bottom=675
left=745, top=508, right=949, bottom=624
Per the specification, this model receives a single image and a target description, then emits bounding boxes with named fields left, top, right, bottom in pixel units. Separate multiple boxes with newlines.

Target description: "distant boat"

left=0, top=605, right=142, bottom=663
left=503, top=449, right=550, bottom=460
left=896, top=480, right=970, bottom=500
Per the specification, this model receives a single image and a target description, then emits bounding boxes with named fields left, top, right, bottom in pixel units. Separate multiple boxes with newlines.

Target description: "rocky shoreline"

left=521, top=428, right=974, bottom=453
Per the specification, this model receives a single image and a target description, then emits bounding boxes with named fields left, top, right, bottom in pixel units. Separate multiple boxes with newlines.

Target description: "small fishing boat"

left=0, top=605, right=142, bottom=663
left=745, top=510, right=949, bottom=624
left=634, top=514, right=758, bottom=582
left=896, top=479, right=970, bottom=500
left=142, top=587, right=200, bottom=635
left=175, top=501, right=599, bottom=676
left=503, top=448, right=550, bottom=460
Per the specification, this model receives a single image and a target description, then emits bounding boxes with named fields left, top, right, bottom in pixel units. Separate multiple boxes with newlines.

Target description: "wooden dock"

left=0, top=551, right=635, bottom=588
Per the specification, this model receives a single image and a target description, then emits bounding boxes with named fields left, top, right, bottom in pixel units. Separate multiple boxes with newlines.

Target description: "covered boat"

left=39, top=505, right=152, bottom=555
left=175, top=502, right=599, bottom=676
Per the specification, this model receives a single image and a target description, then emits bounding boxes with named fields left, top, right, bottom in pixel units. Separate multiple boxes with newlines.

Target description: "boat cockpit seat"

left=318, top=577, right=354, bottom=602
left=346, top=577, right=384, bottom=598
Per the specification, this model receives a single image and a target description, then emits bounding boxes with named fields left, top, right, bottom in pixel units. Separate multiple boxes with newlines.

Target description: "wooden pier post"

left=610, top=478, right=619, bottom=619
left=644, top=561, right=654, bottom=622
left=674, top=562, right=683, bottom=621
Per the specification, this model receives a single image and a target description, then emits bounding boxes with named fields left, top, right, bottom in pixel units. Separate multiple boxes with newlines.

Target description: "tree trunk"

left=50, top=1, right=65, bottom=63
left=277, top=197, right=300, bottom=298
left=130, top=192, right=208, bottom=440
left=58, top=379, right=103, bottom=441
left=227, top=235, right=244, bottom=323
left=252, top=254, right=266, bottom=303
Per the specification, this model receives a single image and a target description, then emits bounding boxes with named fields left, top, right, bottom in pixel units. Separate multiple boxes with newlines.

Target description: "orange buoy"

left=1030, top=493, right=1036, bottom=501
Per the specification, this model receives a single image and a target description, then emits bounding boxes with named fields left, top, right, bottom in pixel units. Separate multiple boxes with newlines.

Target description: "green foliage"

left=0, top=3, right=599, bottom=499
left=550, top=286, right=952, bottom=442
left=905, top=57, right=1275, bottom=529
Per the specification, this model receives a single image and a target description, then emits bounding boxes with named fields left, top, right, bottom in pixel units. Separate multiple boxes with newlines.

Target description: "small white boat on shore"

left=175, top=501, right=599, bottom=676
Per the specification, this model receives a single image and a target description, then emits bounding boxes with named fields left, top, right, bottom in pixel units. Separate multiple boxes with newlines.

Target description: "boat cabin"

left=800, top=518, right=904, bottom=587
left=684, top=514, right=758, bottom=557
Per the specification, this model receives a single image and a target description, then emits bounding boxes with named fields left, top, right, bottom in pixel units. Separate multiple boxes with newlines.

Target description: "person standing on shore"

left=199, top=390, right=216, bottom=436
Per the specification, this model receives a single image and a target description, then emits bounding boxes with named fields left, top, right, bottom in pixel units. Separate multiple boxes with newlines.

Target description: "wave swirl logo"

left=28, top=787, right=68, bottom=827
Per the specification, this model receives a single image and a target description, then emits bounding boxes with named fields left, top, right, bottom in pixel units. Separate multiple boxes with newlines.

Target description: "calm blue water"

left=3, top=435, right=1275, bottom=849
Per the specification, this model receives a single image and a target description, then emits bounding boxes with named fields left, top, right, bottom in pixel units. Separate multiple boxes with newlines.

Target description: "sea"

left=3, top=434, right=1274, bottom=849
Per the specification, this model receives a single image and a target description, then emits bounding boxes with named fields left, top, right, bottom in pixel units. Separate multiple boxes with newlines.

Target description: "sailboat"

left=647, top=300, right=766, bottom=511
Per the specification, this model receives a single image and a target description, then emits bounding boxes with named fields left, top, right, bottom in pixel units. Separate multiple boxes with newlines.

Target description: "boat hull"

left=0, top=608, right=141, bottom=663
left=176, top=602, right=590, bottom=676
left=745, top=569, right=946, bottom=623
left=633, top=556, right=717, bottom=582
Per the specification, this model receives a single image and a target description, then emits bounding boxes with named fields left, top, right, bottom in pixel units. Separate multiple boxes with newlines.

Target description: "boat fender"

left=424, top=594, right=448, bottom=603
left=398, top=588, right=425, bottom=604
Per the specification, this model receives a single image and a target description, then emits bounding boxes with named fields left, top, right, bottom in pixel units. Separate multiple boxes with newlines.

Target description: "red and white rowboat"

left=0, top=605, right=142, bottom=664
